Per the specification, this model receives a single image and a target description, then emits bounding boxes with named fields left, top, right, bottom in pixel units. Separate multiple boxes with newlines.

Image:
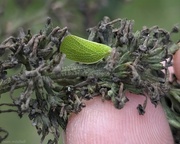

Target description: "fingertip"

left=173, top=48, right=180, bottom=81
left=65, top=94, right=174, bottom=144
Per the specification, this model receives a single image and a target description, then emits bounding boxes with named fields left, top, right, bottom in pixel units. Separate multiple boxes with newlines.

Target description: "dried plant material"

left=0, top=17, right=180, bottom=144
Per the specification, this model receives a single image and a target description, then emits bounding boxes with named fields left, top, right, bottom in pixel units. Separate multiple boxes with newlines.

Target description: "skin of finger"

left=173, top=49, right=180, bottom=81
left=65, top=93, right=174, bottom=144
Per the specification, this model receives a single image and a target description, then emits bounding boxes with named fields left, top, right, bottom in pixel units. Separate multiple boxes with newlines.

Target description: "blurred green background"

left=0, top=0, right=180, bottom=143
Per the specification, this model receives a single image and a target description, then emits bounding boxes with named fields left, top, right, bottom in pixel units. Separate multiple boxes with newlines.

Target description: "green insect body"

left=60, top=35, right=112, bottom=64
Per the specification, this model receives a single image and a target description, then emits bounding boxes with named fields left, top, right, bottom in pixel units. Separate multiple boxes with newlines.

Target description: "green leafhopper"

left=60, top=35, right=112, bottom=64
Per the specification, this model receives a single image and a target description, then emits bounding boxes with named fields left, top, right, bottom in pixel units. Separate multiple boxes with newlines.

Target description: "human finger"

left=65, top=93, right=174, bottom=144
